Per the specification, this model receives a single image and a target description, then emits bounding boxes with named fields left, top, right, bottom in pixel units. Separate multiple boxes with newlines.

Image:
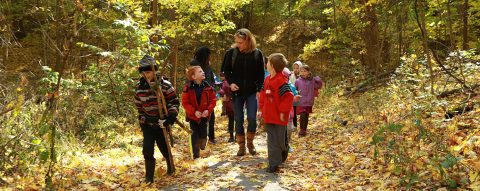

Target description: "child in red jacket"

left=258, top=53, right=294, bottom=173
left=181, top=66, right=216, bottom=159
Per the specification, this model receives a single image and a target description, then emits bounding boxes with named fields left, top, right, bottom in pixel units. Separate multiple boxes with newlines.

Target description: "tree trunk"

left=396, top=2, right=405, bottom=67
left=286, top=0, right=292, bottom=59
left=171, top=40, right=178, bottom=89
left=360, top=0, right=381, bottom=76
left=108, top=62, right=122, bottom=115
left=446, top=0, right=455, bottom=50
left=152, top=0, right=158, bottom=27
left=379, top=16, right=391, bottom=70
left=263, top=0, right=270, bottom=17
left=333, top=0, right=338, bottom=36
left=1, top=0, right=11, bottom=70
left=462, top=0, right=469, bottom=50
left=245, top=1, right=254, bottom=29
left=415, top=0, right=435, bottom=94
left=45, top=0, right=64, bottom=188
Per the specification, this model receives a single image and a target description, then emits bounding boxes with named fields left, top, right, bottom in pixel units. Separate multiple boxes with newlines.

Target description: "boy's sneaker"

left=288, top=146, right=294, bottom=153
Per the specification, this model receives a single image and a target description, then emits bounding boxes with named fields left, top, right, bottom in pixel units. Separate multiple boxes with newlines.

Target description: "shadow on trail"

left=162, top=131, right=287, bottom=190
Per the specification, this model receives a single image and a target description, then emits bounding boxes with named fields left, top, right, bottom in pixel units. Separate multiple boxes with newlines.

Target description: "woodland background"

left=1, top=0, right=479, bottom=190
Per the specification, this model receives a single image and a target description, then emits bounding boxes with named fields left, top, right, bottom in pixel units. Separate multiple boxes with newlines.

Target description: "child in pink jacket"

left=218, top=73, right=235, bottom=142
left=294, top=64, right=323, bottom=136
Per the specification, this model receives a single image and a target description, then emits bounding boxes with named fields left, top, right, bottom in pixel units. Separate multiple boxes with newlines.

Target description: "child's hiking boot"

left=266, top=165, right=279, bottom=173
left=199, top=138, right=207, bottom=150
left=144, top=159, right=155, bottom=183
left=166, top=159, right=175, bottom=175
left=298, top=129, right=307, bottom=136
left=193, top=141, right=201, bottom=159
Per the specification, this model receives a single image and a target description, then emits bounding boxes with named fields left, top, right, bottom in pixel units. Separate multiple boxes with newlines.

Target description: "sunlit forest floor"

left=4, top=87, right=480, bottom=190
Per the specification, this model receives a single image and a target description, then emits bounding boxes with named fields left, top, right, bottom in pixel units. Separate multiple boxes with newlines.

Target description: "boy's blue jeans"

left=233, top=93, right=257, bottom=135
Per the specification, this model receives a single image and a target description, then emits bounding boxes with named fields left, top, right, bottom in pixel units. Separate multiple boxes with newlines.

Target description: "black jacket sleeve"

left=222, top=48, right=235, bottom=85
left=256, top=50, right=265, bottom=91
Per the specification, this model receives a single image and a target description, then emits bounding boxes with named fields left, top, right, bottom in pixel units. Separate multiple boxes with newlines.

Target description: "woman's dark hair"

left=194, top=46, right=211, bottom=66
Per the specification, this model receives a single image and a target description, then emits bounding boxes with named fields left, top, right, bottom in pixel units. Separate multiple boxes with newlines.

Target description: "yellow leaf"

left=470, top=179, right=480, bottom=190
left=156, top=167, right=166, bottom=176
left=129, top=178, right=140, bottom=186
left=384, top=171, right=391, bottom=177
left=118, top=165, right=128, bottom=174
left=77, top=173, right=88, bottom=181
left=452, top=145, right=463, bottom=152
left=469, top=171, right=478, bottom=182
left=387, top=163, right=395, bottom=171
left=415, top=159, right=425, bottom=170
left=341, top=154, right=356, bottom=167
left=447, top=124, right=457, bottom=132
left=473, top=160, right=480, bottom=171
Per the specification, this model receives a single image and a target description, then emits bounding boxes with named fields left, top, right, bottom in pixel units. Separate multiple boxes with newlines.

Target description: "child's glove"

left=164, top=114, right=177, bottom=126
left=158, top=118, right=166, bottom=126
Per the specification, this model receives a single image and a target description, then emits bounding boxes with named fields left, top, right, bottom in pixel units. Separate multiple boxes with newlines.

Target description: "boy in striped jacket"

left=134, top=55, right=179, bottom=183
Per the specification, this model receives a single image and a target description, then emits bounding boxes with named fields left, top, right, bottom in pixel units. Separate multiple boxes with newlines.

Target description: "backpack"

left=231, top=48, right=261, bottom=69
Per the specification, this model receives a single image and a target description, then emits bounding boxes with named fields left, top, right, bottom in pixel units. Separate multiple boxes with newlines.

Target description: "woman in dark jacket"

left=222, top=28, right=265, bottom=156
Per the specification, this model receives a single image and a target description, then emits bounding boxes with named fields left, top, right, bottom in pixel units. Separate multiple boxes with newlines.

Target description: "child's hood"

left=293, top=61, right=303, bottom=68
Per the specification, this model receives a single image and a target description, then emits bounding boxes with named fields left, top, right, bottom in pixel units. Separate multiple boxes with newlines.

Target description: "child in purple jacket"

left=294, top=65, right=323, bottom=136
left=218, top=73, right=235, bottom=142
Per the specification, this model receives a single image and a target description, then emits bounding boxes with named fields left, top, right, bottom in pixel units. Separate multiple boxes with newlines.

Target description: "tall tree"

left=446, top=0, right=455, bottom=49
left=359, top=0, right=382, bottom=75
left=415, top=0, right=435, bottom=94
left=396, top=1, right=407, bottom=66
left=461, top=0, right=469, bottom=50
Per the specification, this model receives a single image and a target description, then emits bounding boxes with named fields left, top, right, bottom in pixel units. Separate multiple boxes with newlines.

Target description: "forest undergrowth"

left=1, top=51, right=479, bottom=190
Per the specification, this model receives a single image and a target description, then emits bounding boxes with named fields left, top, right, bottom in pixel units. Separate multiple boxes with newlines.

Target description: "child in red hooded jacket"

left=181, top=66, right=216, bottom=159
left=258, top=53, right=294, bottom=173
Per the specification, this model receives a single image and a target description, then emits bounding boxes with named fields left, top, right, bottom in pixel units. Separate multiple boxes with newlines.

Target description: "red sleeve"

left=259, top=77, right=268, bottom=113
left=181, top=87, right=195, bottom=120
left=258, top=89, right=265, bottom=113
left=278, top=83, right=294, bottom=115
